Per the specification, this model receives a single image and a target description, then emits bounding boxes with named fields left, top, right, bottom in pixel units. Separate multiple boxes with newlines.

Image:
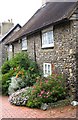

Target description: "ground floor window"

left=43, top=63, right=52, bottom=77
left=8, top=44, right=14, bottom=60
left=22, top=37, right=27, bottom=50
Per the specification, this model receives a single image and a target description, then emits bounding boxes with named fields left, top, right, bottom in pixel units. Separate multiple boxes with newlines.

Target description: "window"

left=8, top=44, right=12, bottom=52
left=22, top=37, right=27, bottom=50
left=8, top=44, right=13, bottom=60
left=43, top=63, right=52, bottom=77
left=42, top=31, right=54, bottom=48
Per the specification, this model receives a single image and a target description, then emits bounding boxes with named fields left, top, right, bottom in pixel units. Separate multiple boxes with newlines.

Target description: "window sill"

left=42, top=45, right=54, bottom=49
left=22, top=48, right=27, bottom=51
left=44, top=74, right=49, bottom=77
left=42, top=44, right=54, bottom=49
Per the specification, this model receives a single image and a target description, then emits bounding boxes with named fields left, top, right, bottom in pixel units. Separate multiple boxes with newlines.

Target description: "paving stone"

left=0, top=96, right=77, bottom=119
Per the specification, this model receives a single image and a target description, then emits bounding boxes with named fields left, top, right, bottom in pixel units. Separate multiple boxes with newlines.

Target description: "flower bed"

left=26, top=74, right=67, bottom=108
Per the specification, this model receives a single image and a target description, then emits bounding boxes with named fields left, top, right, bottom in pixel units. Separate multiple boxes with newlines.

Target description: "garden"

left=0, top=52, right=70, bottom=110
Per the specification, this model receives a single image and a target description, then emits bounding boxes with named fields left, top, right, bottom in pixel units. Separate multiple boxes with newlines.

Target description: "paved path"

left=0, top=96, right=77, bottom=119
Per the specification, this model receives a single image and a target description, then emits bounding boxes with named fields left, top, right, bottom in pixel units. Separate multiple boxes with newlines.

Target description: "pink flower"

left=38, top=94, right=42, bottom=97
left=46, top=96, right=48, bottom=98
left=45, top=80, right=48, bottom=83
left=46, top=91, right=49, bottom=95
left=41, top=90, right=44, bottom=94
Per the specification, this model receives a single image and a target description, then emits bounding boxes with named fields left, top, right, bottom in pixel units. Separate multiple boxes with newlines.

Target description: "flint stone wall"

left=27, top=21, right=77, bottom=99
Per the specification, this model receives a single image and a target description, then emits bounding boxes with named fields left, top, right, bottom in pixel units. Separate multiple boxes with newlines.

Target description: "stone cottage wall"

left=27, top=21, right=77, bottom=99
left=75, top=20, right=78, bottom=100
left=0, top=26, right=21, bottom=66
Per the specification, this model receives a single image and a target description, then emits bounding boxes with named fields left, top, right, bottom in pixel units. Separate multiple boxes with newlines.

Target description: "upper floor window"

left=43, top=63, right=52, bottom=77
left=42, top=31, right=54, bottom=48
left=22, top=37, right=27, bottom=50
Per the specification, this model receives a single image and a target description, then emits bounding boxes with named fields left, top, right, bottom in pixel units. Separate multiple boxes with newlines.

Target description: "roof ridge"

left=6, top=2, right=78, bottom=44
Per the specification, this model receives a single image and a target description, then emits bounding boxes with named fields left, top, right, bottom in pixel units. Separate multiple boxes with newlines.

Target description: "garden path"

left=0, top=96, right=77, bottom=119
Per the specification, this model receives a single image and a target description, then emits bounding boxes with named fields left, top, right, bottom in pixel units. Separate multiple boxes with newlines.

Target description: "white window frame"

left=8, top=44, right=13, bottom=60
left=43, top=63, right=52, bottom=77
left=42, top=30, right=54, bottom=48
left=8, top=44, right=12, bottom=52
left=22, top=37, right=27, bottom=50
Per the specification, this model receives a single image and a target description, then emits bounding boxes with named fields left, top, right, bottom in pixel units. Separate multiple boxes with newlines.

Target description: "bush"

left=2, top=70, right=14, bottom=95
left=8, top=69, right=40, bottom=95
left=9, top=52, right=40, bottom=87
left=26, top=74, right=67, bottom=108
left=1, top=52, right=41, bottom=95
left=9, top=87, right=33, bottom=106
left=8, top=77, right=28, bottom=95
left=1, top=61, right=11, bottom=74
left=9, top=52, right=30, bottom=69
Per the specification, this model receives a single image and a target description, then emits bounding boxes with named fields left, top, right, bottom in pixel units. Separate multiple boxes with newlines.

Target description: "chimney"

left=1, top=20, right=14, bottom=35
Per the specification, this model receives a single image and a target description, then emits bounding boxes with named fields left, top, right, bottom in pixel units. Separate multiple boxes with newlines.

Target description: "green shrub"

left=0, top=79, right=2, bottom=95
left=11, top=54, right=40, bottom=87
left=22, top=69, right=40, bottom=87
left=1, top=52, right=41, bottom=95
left=2, top=70, right=14, bottom=95
left=9, top=52, right=30, bottom=69
left=8, top=76, right=28, bottom=95
left=9, top=52, right=40, bottom=87
left=1, top=61, right=11, bottom=74
left=8, top=69, right=40, bottom=95
left=26, top=74, right=67, bottom=108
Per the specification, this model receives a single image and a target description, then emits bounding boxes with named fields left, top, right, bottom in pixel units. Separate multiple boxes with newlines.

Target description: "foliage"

left=26, top=74, right=67, bottom=108
left=8, top=77, right=29, bottom=95
left=9, top=52, right=40, bottom=87
left=8, top=69, right=40, bottom=95
left=9, top=52, right=30, bottom=69
left=1, top=52, right=41, bottom=95
left=9, top=87, right=33, bottom=106
left=1, top=61, right=11, bottom=74
left=1, top=70, right=14, bottom=95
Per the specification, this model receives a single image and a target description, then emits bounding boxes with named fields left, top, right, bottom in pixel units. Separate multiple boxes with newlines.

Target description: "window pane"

left=42, top=30, right=54, bottom=47
left=45, top=64, right=47, bottom=74
left=48, top=31, right=53, bottom=44
left=43, top=63, right=52, bottom=77
left=48, top=64, right=50, bottom=74
left=42, top=33, right=47, bottom=45
left=22, top=37, right=27, bottom=50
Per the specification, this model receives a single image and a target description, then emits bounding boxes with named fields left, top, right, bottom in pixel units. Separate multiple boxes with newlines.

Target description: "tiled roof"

left=6, top=2, right=77, bottom=44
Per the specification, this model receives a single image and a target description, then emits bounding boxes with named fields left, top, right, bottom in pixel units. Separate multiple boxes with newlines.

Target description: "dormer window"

left=42, top=30, right=54, bottom=48
left=22, top=37, right=27, bottom=50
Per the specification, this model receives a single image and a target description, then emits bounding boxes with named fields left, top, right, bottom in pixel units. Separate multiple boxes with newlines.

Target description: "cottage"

left=0, top=24, right=21, bottom=67
left=6, top=2, right=78, bottom=100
